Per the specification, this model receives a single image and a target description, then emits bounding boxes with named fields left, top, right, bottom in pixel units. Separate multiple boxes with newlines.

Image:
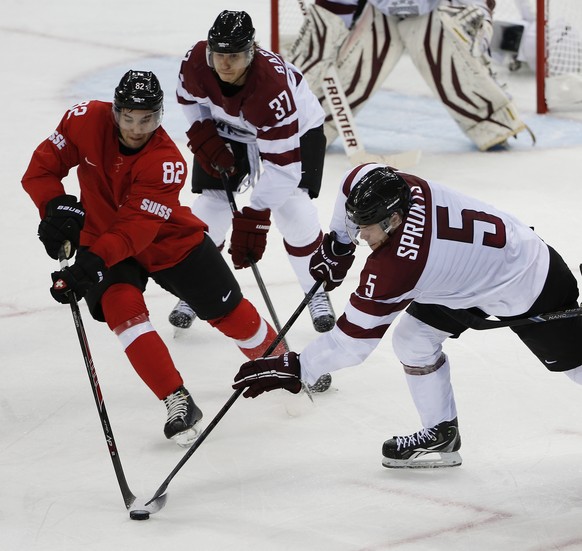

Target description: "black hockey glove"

left=50, top=250, right=105, bottom=304
left=38, top=194, right=85, bottom=260
left=233, top=352, right=302, bottom=398
left=309, top=232, right=356, bottom=291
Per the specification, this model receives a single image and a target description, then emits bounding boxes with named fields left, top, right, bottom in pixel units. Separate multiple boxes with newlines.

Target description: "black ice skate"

left=382, top=418, right=462, bottom=469
left=307, top=373, right=332, bottom=393
left=307, top=291, right=335, bottom=333
left=163, top=386, right=203, bottom=448
left=168, top=300, right=197, bottom=330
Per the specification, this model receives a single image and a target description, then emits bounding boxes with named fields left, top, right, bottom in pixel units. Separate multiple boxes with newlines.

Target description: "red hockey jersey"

left=22, top=100, right=206, bottom=272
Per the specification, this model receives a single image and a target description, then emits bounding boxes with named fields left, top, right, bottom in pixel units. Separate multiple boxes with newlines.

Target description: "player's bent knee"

left=208, top=297, right=262, bottom=341
left=101, top=283, right=149, bottom=330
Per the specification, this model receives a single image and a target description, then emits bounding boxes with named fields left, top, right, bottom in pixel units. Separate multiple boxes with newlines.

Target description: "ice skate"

left=163, top=386, right=203, bottom=448
left=307, top=291, right=335, bottom=333
left=382, top=418, right=462, bottom=468
left=307, top=373, right=332, bottom=393
left=168, top=300, right=197, bottom=332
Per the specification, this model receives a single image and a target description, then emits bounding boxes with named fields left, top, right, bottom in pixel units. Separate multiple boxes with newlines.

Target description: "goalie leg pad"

left=288, top=4, right=350, bottom=93
left=292, top=4, right=404, bottom=145
left=400, top=9, right=531, bottom=150
left=327, top=5, right=404, bottom=144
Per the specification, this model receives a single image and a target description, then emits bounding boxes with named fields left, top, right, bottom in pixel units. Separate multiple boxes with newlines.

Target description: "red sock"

left=208, top=298, right=286, bottom=359
left=124, top=332, right=183, bottom=399
left=239, top=322, right=287, bottom=360
left=102, top=284, right=183, bottom=400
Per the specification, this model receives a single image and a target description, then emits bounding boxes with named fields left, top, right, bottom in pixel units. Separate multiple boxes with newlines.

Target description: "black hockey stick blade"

left=145, top=281, right=323, bottom=506
left=445, top=305, right=582, bottom=330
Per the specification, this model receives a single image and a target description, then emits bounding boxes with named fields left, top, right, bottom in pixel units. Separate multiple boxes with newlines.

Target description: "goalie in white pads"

left=290, top=0, right=532, bottom=151
left=232, top=164, right=582, bottom=468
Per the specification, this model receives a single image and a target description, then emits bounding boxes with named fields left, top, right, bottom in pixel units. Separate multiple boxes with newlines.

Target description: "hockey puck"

left=129, top=510, right=150, bottom=521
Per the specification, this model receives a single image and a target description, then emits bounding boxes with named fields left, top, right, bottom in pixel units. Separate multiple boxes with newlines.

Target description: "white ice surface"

left=2, top=2, right=582, bottom=550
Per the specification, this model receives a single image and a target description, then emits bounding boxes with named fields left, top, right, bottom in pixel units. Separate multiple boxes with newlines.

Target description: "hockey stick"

left=144, top=280, right=323, bottom=507
left=220, top=170, right=289, bottom=351
left=322, top=65, right=422, bottom=169
left=442, top=305, right=582, bottom=330
left=57, top=243, right=167, bottom=517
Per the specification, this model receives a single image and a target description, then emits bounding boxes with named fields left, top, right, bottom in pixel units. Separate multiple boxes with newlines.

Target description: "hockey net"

left=271, top=0, right=582, bottom=114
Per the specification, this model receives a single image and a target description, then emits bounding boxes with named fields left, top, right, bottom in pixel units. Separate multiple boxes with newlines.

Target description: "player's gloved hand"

left=50, top=250, right=106, bottom=304
left=233, top=352, right=302, bottom=398
left=186, top=119, right=235, bottom=177
left=229, top=207, right=271, bottom=269
left=309, top=231, right=356, bottom=291
left=38, top=194, right=85, bottom=260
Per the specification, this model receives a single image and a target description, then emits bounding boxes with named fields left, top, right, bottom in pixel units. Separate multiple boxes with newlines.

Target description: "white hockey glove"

left=439, top=5, right=493, bottom=58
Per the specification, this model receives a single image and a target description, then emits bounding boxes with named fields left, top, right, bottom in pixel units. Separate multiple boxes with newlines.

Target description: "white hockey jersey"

left=177, top=42, right=325, bottom=210
left=300, top=163, right=550, bottom=384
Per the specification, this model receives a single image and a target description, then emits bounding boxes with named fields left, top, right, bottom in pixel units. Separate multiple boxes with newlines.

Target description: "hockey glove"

left=187, top=119, right=235, bottom=177
left=228, top=207, right=271, bottom=269
left=309, top=231, right=356, bottom=291
left=50, top=250, right=105, bottom=304
left=233, top=352, right=302, bottom=398
left=38, top=194, right=85, bottom=260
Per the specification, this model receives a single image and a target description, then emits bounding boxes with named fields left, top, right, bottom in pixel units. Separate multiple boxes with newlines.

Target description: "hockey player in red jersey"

left=289, top=0, right=532, bottom=151
left=168, top=10, right=336, bottom=340
left=22, top=70, right=285, bottom=447
left=232, top=164, right=582, bottom=468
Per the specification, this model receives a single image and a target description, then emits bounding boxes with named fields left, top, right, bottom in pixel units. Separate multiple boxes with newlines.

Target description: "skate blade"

left=382, top=451, right=462, bottom=469
left=171, top=424, right=202, bottom=448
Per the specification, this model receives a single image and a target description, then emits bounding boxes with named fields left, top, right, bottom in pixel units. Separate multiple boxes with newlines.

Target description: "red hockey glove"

left=229, top=207, right=271, bottom=269
left=309, top=231, right=356, bottom=291
left=38, top=194, right=85, bottom=260
left=50, top=250, right=105, bottom=304
left=233, top=352, right=302, bottom=398
left=186, top=119, right=235, bottom=177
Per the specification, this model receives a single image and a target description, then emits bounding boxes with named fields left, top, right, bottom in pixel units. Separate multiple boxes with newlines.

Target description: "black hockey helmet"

left=346, top=167, right=411, bottom=234
left=114, top=70, right=164, bottom=112
left=207, top=10, right=255, bottom=53
left=113, top=70, right=164, bottom=132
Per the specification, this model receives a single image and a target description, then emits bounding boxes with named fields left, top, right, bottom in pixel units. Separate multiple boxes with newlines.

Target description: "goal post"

left=536, top=0, right=547, bottom=113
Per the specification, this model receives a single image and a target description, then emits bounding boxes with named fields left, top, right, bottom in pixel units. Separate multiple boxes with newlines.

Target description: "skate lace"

left=308, top=293, right=332, bottom=318
left=164, top=390, right=188, bottom=424
left=396, top=427, right=437, bottom=450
